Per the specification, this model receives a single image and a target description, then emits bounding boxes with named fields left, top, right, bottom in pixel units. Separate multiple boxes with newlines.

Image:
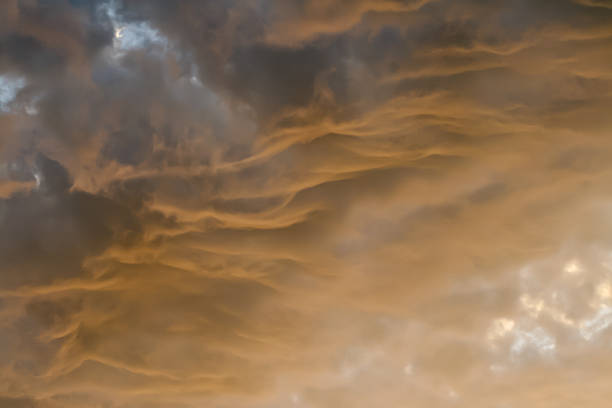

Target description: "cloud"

left=0, top=154, right=142, bottom=289
left=0, top=396, right=40, bottom=408
left=1, top=0, right=612, bottom=407
left=0, top=74, right=26, bottom=112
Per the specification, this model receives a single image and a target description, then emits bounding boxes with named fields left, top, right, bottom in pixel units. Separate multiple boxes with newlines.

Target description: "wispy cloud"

left=1, top=1, right=612, bottom=407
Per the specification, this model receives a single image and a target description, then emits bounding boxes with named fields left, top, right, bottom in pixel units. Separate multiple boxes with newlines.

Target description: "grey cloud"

left=0, top=154, right=141, bottom=289
left=1, top=1, right=612, bottom=407
left=0, top=396, right=40, bottom=408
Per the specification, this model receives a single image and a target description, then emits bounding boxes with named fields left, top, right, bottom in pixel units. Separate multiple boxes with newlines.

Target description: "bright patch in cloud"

left=564, top=259, right=582, bottom=275
left=0, top=75, right=26, bottom=112
left=113, top=21, right=167, bottom=52
left=487, top=318, right=515, bottom=345
left=510, top=326, right=556, bottom=356
left=101, top=1, right=168, bottom=56
left=580, top=305, right=612, bottom=341
left=490, top=254, right=612, bottom=363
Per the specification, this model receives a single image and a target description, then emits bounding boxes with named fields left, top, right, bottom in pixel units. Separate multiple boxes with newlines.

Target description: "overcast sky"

left=2, top=1, right=612, bottom=407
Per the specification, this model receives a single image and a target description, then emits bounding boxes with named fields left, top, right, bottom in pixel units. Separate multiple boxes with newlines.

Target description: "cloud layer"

left=1, top=0, right=612, bottom=407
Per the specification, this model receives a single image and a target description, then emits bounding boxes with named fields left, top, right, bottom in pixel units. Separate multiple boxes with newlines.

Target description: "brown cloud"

left=1, top=0, right=612, bottom=407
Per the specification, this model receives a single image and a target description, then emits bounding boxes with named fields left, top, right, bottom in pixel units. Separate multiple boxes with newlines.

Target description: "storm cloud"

left=1, top=0, right=612, bottom=407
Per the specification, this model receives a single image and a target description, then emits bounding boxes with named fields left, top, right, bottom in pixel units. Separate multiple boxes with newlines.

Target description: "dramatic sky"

left=2, top=0, right=612, bottom=407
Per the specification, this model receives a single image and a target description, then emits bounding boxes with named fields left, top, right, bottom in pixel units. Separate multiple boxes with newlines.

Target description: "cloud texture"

left=2, top=0, right=612, bottom=406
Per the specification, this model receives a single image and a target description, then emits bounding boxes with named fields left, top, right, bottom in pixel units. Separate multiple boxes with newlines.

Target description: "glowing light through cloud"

left=101, top=0, right=168, bottom=57
left=0, top=75, right=26, bottom=113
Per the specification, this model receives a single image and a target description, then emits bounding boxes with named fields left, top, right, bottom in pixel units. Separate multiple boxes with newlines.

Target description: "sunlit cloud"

left=1, top=0, right=612, bottom=407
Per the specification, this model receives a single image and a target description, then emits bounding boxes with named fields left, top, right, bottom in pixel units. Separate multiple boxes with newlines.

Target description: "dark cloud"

left=0, top=154, right=141, bottom=288
left=0, top=34, right=66, bottom=75
left=1, top=1, right=612, bottom=407
left=0, top=0, right=112, bottom=74
left=0, top=397, right=39, bottom=408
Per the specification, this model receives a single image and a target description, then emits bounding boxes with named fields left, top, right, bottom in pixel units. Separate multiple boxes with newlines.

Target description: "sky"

left=1, top=0, right=612, bottom=407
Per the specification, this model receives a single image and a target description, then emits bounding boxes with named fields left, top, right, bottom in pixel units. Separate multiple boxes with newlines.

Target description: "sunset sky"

left=2, top=1, right=612, bottom=407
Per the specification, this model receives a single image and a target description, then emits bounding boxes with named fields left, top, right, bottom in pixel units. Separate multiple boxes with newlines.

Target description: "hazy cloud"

left=1, top=0, right=612, bottom=407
